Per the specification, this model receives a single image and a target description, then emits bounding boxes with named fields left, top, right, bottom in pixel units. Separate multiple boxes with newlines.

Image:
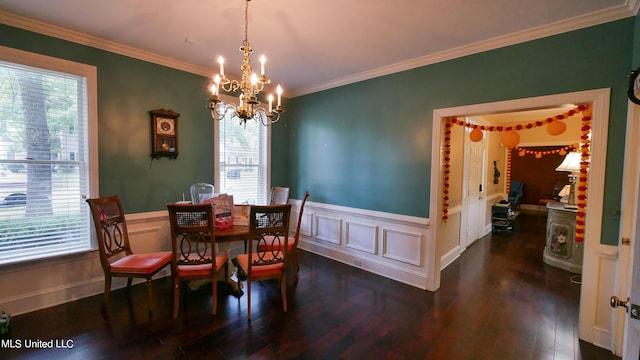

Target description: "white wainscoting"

left=586, top=247, right=618, bottom=349
left=0, top=200, right=432, bottom=315
left=295, top=200, right=433, bottom=290
left=0, top=210, right=172, bottom=316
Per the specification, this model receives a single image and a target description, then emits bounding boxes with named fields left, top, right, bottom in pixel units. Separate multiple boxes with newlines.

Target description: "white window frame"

left=0, top=45, right=98, bottom=265
left=213, top=93, right=271, bottom=205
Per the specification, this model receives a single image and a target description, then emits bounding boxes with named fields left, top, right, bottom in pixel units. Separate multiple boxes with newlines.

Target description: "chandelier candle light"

left=207, top=0, right=284, bottom=126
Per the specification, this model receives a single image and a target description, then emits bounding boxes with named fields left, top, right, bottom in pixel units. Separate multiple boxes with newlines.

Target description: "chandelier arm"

left=209, top=102, right=237, bottom=121
left=269, top=112, right=281, bottom=124
left=221, top=80, right=240, bottom=93
left=250, top=108, right=276, bottom=126
left=255, top=109, right=268, bottom=126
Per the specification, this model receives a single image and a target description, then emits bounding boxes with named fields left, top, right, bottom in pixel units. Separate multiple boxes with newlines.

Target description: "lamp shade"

left=555, top=151, right=581, bottom=172
left=558, top=185, right=572, bottom=197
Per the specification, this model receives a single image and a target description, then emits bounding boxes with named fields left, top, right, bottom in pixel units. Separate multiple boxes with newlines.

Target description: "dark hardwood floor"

left=1, top=211, right=621, bottom=359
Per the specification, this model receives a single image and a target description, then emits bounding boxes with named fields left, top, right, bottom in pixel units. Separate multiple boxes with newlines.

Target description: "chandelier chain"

left=244, top=0, right=249, bottom=48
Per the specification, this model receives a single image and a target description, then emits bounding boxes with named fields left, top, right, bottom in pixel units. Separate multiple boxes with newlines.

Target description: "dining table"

left=215, top=224, right=249, bottom=243
left=215, top=224, right=250, bottom=297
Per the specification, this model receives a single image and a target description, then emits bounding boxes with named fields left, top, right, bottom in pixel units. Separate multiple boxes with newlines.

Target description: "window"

left=0, top=46, right=97, bottom=266
left=214, top=95, right=270, bottom=205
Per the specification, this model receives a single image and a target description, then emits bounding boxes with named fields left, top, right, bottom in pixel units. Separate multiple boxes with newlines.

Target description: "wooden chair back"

left=292, top=191, right=310, bottom=245
left=86, top=195, right=132, bottom=272
left=237, top=204, right=291, bottom=320
left=86, top=194, right=172, bottom=314
left=167, top=203, right=217, bottom=273
left=247, top=204, right=292, bottom=276
left=167, top=203, right=228, bottom=318
left=269, top=186, right=290, bottom=205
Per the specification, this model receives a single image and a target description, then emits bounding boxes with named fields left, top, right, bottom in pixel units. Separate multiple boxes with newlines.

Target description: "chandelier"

left=207, top=0, right=284, bottom=126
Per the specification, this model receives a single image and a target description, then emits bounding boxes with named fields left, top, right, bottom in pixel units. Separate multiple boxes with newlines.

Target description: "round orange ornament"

left=547, top=121, right=567, bottom=136
left=501, top=130, right=520, bottom=148
left=469, top=128, right=483, bottom=142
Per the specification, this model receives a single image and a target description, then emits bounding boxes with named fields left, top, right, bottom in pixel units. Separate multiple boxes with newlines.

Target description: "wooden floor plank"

left=0, top=212, right=620, bottom=359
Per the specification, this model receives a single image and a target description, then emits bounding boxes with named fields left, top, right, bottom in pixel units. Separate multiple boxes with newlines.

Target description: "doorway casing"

left=428, top=88, right=611, bottom=345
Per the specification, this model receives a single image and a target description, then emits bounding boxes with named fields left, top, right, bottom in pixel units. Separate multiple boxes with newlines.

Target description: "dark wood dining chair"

left=86, top=195, right=172, bottom=314
left=269, top=186, right=290, bottom=205
left=236, top=204, right=292, bottom=321
left=258, top=191, right=309, bottom=280
left=167, top=203, right=229, bottom=318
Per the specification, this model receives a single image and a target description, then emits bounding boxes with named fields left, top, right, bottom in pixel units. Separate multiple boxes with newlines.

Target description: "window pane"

left=0, top=57, right=91, bottom=266
left=218, top=109, right=268, bottom=205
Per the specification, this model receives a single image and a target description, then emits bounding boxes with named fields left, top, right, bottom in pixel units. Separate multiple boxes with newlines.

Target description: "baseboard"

left=440, top=245, right=460, bottom=270
left=2, top=269, right=170, bottom=316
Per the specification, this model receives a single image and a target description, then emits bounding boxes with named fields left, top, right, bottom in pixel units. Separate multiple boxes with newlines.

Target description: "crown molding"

left=1, top=3, right=636, bottom=98
left=291, top=4, right=635, bottom=97
left=0, top=10, right=213, bottom=78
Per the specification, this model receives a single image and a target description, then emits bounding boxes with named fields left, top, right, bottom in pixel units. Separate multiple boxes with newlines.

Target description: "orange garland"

left=574, top=106, right=592, bottom=242
left=506, top=149, right=512, bottom=194
left=449, top=105, right=585, bottom=136
left=514, top=144, right=579, bottom=158
left=442, top=104, right=592, bottom=242
left=442, top=121, right=453, bottom=222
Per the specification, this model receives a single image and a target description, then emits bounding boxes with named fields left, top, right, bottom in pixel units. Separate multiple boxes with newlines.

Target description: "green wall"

left=288, top=19, right=635, bottom=245
left=1, top=16, right=636, bottom=246
left=0, top=24, right=290, bottom=213
left=634, top=11, right=640, bottom=66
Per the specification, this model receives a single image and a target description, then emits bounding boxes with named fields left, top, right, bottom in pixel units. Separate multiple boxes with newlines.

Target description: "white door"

left=462, top=125, right=485, bottom=249
left=612, top=103, right=640, bottom=359
left=622, top=184, right=640, bottom=358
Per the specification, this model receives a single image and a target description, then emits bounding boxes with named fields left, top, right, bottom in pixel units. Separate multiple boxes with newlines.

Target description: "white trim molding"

left=296, top=200, right=432, bottom=290
left=431, top=88, right=611, bottom=347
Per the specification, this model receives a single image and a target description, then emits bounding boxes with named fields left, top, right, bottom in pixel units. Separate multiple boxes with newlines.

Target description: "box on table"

left=202, top=194, right=234, bottom=229
left=233, top=204, right=250, bottom=226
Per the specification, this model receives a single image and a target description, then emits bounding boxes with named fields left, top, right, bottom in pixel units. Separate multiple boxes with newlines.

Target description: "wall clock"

left=150, top=108, right=179, bottom=159
left=628, top=66, right=640, bottom=105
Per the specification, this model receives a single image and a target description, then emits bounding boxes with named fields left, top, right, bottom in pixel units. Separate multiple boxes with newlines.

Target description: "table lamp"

left=555, top=152, right=581, bottom=209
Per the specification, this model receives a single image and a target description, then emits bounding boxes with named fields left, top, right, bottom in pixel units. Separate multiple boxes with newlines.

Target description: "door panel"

left=462, top=126, right=485, bottom=249
left=620, top=106, right=640, bottom=359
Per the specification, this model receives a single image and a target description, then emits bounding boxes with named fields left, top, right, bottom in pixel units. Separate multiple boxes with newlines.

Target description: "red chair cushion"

left=237, top=253, right=284, bottom=277
left=177, top=254, right=228, bottom=277
left=110, top=251, right=172, bottom=274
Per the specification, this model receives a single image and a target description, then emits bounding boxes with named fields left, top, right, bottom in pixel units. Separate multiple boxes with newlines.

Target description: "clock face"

left=156, top=118, right=175, bottom=135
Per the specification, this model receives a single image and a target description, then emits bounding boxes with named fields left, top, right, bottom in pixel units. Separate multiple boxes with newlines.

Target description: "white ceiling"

left=0, top=0, right=637, bottom=97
